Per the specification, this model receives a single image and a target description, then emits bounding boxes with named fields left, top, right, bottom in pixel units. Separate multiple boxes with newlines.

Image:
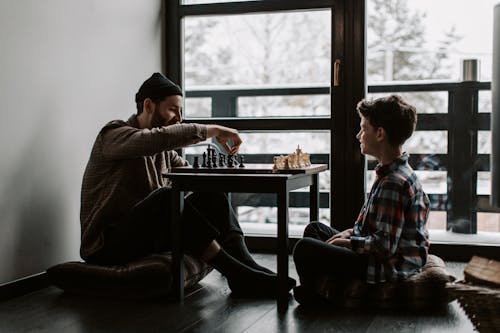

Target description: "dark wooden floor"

left=0, top=255, right=476, bottom=333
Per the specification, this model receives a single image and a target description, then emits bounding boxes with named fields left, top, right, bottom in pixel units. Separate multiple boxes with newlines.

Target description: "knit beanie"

left=135, top=72, right=183, bottom=103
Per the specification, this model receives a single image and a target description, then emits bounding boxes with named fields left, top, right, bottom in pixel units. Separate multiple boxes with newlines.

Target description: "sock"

left=209, top=249, right=296, bottom=297
left=223, top=234, right=275, bottom=274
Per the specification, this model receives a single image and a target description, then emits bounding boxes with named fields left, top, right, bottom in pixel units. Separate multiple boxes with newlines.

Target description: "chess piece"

left=206, top=147, right=211, bottom=162
left=202, top=152, right=207, bottom=168
left=207, top=155, right=212, bottom=168
left=193, top=156, right=200, bottom=168
left=219, top=154, right=225, bottom=167
left=238, top=155, right=245, bottom=168
left=227, top=154, right=234, bottom=168
left=272, top=146, right=311, bottom=170
left=212, top=151, right=218, bottom=168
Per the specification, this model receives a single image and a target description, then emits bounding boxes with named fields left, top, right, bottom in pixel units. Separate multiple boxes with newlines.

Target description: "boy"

left=293, top=95, right=430, bottom=303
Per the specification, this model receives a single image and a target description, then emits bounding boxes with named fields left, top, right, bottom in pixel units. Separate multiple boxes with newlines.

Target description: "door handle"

left=333, top=59, right=341, bottom=87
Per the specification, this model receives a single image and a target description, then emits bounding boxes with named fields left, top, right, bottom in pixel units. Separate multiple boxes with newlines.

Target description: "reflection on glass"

left=184, top=10, right=331, bottom=87
left=238, top=95, right=330, bottom=117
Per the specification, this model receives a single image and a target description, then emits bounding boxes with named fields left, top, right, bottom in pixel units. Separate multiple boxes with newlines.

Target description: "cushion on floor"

left=46, top=253, right=212, bottom=299
left=312, top=254, right=456, bottom=309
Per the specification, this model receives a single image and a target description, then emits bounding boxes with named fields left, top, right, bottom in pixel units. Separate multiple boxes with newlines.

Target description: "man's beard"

left=151, top=105, right=168, bottom=128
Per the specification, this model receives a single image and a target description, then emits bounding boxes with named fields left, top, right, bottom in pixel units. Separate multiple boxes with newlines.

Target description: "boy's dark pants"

left=293, top=222, right=367, bottom=289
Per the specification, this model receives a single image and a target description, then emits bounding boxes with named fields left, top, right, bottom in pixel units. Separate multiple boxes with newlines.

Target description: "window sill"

left=429, top=229, right=500, bottom=246
left=242, top=222, right=500, bottom=245
left=242, top=223, right=500, bottom=261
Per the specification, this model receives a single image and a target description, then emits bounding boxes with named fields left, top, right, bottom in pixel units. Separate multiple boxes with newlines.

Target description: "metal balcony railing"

left=183, top=81, right=496, bottom=234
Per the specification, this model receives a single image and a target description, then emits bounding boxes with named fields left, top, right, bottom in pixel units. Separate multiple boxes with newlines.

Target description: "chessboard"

left=170, top=163, right=328, bottom=175
left=170, top=147, right=327, bottom=174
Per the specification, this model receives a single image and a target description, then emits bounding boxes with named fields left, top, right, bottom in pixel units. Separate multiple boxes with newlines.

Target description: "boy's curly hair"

left=356, top=95, right=417, bottom=146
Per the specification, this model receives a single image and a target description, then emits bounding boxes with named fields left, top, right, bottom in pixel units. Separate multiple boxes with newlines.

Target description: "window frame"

left=163, top=0, right=500, bottom=261
left=164, top=0, right=366, bottom=234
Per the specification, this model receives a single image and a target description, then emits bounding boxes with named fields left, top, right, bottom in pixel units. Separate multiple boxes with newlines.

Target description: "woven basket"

left=446, top=256, right=500, bottom=333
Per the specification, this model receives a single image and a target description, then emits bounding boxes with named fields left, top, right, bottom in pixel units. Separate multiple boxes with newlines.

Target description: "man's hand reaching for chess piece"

left=207, top=124, right=242, bottom=154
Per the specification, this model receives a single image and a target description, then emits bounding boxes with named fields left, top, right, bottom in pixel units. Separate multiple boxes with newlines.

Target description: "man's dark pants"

left=87, top=188, right=242, bottom=265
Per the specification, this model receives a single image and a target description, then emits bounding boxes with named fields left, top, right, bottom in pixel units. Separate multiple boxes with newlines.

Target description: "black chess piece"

left=238, top=155, right=245, bottom=168
left=212, top=151, right=218, bottom=168
left=202, top=152, right=207, bottom=168
left=193, top=156, right=200, bottom=168
left=205, top=147, right=211, bottom=163
left=227, top=154, right=234, bottom=168
left=207, top=157, right=212, bottom=168
left=219, top=154, right=225, bottom=167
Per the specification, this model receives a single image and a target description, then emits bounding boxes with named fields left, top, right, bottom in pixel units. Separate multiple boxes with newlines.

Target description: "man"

left=293, top=95, right=430, bottom=304
left=80, top=72, right=295, bottom=297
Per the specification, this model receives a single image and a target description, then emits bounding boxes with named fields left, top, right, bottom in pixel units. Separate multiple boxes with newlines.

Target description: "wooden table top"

left=168, top=163, right=328, bottom=175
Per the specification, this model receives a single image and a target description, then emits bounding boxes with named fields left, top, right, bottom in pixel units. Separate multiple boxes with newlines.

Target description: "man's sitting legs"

left=184, top=191, right=275, bottom=274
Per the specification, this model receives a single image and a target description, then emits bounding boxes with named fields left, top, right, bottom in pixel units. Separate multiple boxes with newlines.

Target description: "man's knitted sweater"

left=80, top=114, right=207, bottom=260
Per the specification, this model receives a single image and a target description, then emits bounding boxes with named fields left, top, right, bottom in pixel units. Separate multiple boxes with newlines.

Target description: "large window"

left=168, top=0, right=498, bottom=254
left=167, top=0, right=365, bottom=238
left=366, top=0, right=499, bottom=244
left=182, top=6, right=332, bottom=237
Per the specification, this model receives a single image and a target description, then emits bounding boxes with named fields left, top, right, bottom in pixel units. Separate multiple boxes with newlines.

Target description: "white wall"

left=0, top=0, right=163, bottom=284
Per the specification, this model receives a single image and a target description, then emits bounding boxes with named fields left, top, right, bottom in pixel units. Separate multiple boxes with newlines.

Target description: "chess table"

left=163, top=163, right=328, bottom=308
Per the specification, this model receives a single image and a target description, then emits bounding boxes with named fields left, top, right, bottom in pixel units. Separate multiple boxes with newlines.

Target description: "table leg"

left=310, top=173, right=319, bottom=221
left=171, top=189, right=185, bottom=301
left=277, top=188, right=290, bottom=308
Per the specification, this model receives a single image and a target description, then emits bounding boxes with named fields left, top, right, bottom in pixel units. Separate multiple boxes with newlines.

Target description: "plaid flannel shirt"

left=353, top=154, right=430, bottom=283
